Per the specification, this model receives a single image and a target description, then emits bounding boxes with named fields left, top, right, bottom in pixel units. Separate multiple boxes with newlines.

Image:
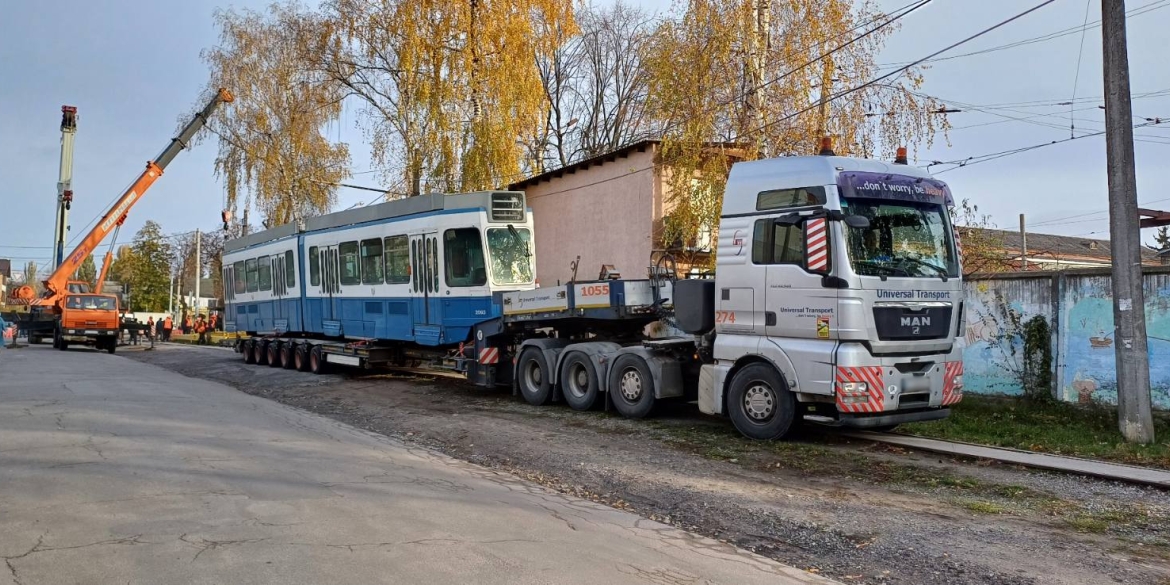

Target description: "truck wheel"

left=295, top=344, right=311, bottom=372
left=728, top=363, right=796, bottom=440
left=255, top=340, right=269, bottom=365
left=309, top=344, right=328, bottom=375
left=607, top=354, right=656, bottom=419
left=559, top=352, right=599, bottom=411
left=243, top=339, right=256, bottom=364
left=267, top=341, right=282, bottom=367
left=281, top=342, right=297, bottom=369
left=517, top=348, right=552, bottom=406
left=106, top=338, right=117, bottom=354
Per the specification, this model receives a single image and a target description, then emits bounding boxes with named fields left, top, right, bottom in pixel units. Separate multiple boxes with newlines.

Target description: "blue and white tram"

left=222, top=191, right=536, bottom=347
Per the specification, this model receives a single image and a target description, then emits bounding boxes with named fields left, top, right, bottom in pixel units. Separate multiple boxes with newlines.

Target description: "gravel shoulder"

left=124, top=343, right=1170, bottom=585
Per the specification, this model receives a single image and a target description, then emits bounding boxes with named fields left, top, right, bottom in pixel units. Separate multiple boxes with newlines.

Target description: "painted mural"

left=1058, top=274, right=1170, bottom=410
left=961, top=271, right=1170, bottom=410
left=961, top=278, right=1052, bottom=397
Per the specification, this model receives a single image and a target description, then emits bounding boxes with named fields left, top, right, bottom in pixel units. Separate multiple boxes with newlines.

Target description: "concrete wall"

left=524, top=148, right=658, bottom=285
left=963, top=267, right=1170, bottom=410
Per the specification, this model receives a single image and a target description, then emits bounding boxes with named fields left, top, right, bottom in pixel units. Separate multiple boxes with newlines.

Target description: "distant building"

left=961, top=228, right=1159, bottom=271
left=0, top=259, right=10, bottom=278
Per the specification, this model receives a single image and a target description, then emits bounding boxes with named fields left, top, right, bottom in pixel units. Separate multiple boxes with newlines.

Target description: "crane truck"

left=11, top=89, right=234, bottom=352
left=229, top=140, right=965, bottom=439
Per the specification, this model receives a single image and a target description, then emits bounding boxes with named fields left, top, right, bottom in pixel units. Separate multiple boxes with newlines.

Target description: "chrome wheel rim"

left=743, top=384, right=775, bottom=421
left=619, top=369, right=642, bottom=402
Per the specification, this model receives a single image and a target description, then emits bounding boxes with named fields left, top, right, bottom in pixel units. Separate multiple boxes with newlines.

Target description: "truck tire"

left=607, top=354, right=656, bottom=419
left=295, top=344, right=311, bottom=372
left=267, top=341, right=282, bottom=367
left=255, top=340, right=269, bottom=365
left=281, top=342, right=296, bottom=369
left=106, top=338, right=117, bottom=354
left=727, top=363, right=796, bottom=440
left=517, top=348, right=552, bottom=406
left=243, top=339, right=256, bottom=364
left=559, top=352, right=599, bottom=411
left=309, top=344, right=328, bottom=375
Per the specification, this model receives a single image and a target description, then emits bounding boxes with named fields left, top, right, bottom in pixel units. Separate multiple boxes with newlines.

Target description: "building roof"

left=507, top=139, right=661, bottom=191
left=964, top=227, right=1159, bottom=263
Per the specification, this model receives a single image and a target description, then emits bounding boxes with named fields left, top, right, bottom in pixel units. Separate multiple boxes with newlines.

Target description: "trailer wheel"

left=267, top=341, right=282, bottom=367
left=243, top=339, right=256, bottom=364
left=254, top=340, right=269, bottom=365
left=517, top=348, right=552, bottom=405
left=281, top=342, right=297, bottom=369
left=727, top=363, right=796, bottom=440
left=295, top=344, right=311, bottom=372
left=559, top=352, right=599, bottom=411
left=607, top=354, right=655, bottom=419
left=309, top=344, right=328, bottom=375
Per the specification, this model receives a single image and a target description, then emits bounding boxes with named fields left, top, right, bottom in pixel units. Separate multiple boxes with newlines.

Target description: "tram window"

left=384, top=236, right=409, bottom=284
left=361, top=238, right=384, bottom=284
left=411, top=240, right=419, bottom=292
left=309, top=246, right=320, bottom=286
left=339, top=241, right=360, bottom=286
left=245, top=258, right=258, bottom=292
left=444, top=228, right=486, bottom=287
left=258, top=256, right=272, bottom=291
left=233, top=261, right=246, bottom=295
left=285, top=250, right=296, bottom=288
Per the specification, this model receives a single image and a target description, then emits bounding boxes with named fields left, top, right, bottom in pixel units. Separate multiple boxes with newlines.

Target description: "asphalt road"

left=0, top=344, right=835, bottom=585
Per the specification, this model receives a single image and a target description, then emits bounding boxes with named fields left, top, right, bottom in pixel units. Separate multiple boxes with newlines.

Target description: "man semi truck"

left=229, top=145, right=965, bottom=439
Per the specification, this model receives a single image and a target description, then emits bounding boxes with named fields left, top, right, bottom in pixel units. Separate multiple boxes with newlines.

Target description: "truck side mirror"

left=843, top=215, right=870, bottom=229
left=804, top=217, right=830, bottom=274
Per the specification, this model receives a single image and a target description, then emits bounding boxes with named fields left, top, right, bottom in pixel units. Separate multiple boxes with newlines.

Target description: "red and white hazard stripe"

left=806, top=218, right=828, bottom=271
left=835, top=366, right=885, bottom=413
left=942, top=361, right=964, bottom=405
left=953, top=225, right=964, bottom=269
left=478, top=347, right=500, bottom=365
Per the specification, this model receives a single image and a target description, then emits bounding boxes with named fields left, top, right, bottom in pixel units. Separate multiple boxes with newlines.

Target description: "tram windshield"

left=486, top=227, right=535, bottom=286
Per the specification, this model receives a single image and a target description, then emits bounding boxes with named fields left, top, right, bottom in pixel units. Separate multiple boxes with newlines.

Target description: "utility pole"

left=168, top=271, right=174, bottom=315
left=194, top=229, right=201, bottom=315
left=1101, top=0, right=1155, bottom=443
left=1019, top=214, right=1028, bottom=271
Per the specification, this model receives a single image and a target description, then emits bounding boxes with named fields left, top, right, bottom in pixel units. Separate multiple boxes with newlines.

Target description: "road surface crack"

left=179, top=534, right=268, bottom=562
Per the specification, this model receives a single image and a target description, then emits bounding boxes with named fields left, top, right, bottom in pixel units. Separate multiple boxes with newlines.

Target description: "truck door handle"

left=765, top=312, right=777, bottom=326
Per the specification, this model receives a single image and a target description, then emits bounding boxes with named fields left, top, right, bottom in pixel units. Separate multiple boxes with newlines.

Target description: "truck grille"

left=873, top=305, right=952, bottom=341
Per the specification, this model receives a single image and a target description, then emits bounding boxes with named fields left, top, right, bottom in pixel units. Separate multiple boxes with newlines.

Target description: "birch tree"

left=199, top=3, right=350, bottom=228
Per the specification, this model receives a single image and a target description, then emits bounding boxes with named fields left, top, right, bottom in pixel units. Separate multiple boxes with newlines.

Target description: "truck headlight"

left=840, top=381, right=868, bottom=395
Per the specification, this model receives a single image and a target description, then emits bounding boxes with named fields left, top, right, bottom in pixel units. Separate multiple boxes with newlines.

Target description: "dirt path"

left=124, top=344, right=1170, bottom=585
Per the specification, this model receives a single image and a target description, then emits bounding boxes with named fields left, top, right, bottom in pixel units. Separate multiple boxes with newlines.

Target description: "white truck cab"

left=693, top=148, right=964, bottom=439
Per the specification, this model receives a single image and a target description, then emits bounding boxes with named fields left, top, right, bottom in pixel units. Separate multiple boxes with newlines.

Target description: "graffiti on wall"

left=1059, top=274, right=1170, bottom=410
left=961, top=279, right=1051, bottom=396
left=961, top=272, right=1170, bottom=410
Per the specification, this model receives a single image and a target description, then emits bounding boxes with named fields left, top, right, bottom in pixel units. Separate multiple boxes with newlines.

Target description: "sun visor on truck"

left=837, top=171, right=953, bottom=207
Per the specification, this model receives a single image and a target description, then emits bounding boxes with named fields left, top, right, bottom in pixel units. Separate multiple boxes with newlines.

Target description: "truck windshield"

left=842, top=199, right=959, bottom=278
left=66, top=295, right=117, bottom=311
left=486, top=227, right=535, bottom=286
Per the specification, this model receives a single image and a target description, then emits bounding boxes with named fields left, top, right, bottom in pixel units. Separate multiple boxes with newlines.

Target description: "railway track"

left=847, top=430, right=1170, bottom=489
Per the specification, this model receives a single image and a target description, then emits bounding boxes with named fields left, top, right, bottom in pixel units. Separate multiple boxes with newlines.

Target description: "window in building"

left=360, top=238, right=384, bottom=285
left=339, top=241, right=360, bottom=286
left=384, top=236, right=410, bottom=284
left=444, top=228, right=486, bottom=287
left=245, top=258, right=258, bottom=292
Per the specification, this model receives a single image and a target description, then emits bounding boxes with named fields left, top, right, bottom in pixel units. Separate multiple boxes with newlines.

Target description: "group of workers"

left=146, top=312, right=220, bottom=344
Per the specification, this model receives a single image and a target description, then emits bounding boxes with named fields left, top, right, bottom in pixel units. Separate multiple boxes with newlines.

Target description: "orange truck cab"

left=57, top=294, right=121, bottom=353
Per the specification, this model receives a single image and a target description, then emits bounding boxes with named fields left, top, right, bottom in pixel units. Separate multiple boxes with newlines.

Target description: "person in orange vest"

left=163, top=315, right=173, bottom=342
left=196, top=316, right=208, bottom=345
left=182, top=314, right=193, bottom=335
left=208, top=312, right=218, bottom=334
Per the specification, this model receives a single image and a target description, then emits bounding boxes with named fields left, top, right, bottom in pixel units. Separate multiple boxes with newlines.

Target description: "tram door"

left=409, top=232, right=442, bottom=343
left=317, top=245, right=341, bottom=322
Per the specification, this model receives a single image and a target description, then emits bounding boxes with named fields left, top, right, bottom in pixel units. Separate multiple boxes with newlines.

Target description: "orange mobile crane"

left=11, top=89, right=233, bottom=351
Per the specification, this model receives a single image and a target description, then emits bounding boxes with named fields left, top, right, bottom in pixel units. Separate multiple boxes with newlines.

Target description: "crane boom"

left=53, top=106, right=78, bottom=269
left=12, top=88, right=233, bottom=305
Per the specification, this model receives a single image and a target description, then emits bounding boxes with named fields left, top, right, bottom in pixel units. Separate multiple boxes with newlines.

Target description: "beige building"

left=509, top=140, right=738, bottom=285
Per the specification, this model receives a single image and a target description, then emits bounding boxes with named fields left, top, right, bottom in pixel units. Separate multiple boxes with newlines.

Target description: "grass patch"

left=904, top=395, right=1170, bottom=469
left=957, top=499, right=1008, bottom=515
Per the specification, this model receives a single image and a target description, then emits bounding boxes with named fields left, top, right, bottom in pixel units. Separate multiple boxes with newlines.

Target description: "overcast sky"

left=1, top=0, right=1168, bottom=276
